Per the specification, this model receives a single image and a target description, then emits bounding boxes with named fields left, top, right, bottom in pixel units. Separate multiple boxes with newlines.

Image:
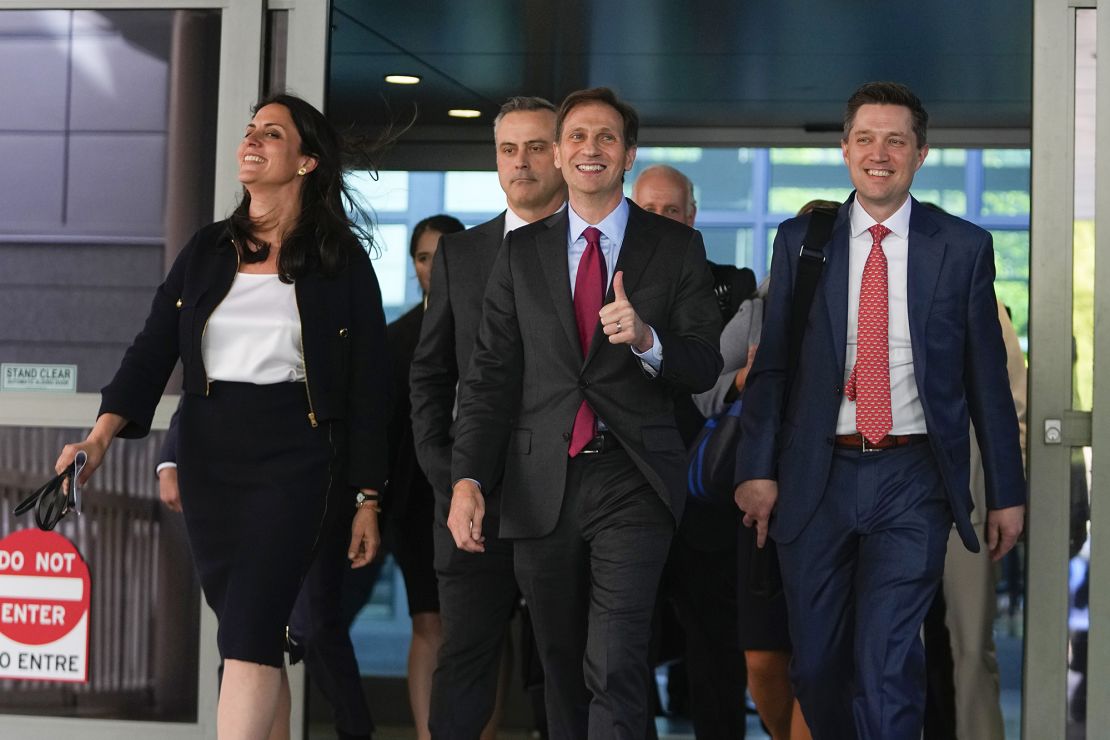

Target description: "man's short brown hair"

left=843, top=81, right=929, bottom=148
left=556, top=87, right=639, bottom=149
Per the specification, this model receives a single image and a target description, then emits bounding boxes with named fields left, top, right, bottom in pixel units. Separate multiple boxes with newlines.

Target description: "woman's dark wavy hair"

left=229, top=93, right=374, bottom=281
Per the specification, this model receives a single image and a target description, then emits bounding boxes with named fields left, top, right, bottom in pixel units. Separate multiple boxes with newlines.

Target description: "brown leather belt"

left=577, top=431, right=623, bottom=455
left=834, top=433, right=929, bottom=452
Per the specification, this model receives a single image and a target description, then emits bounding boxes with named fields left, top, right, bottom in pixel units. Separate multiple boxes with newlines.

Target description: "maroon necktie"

left=568, top=226, right=607, bottom=457
left=845, top=224, right=892, bottom=445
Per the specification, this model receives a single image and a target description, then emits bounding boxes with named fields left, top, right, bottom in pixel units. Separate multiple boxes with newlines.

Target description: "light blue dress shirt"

left=566, top=198, right=663, bottom=371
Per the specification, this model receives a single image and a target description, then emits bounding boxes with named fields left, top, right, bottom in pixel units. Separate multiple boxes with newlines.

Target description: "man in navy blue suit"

left=734, top=81, right=1026, bottom=739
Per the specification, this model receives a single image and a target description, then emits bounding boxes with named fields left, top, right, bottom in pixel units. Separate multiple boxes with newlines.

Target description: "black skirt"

left=177, top=381, right=343, bottom=666
left=736, top=525, right=793, bottom=652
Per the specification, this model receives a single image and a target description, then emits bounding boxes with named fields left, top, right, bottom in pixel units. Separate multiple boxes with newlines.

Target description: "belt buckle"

left=579, top=434, right=603, bottom=455
left=860, top=436, right=882, bottom=453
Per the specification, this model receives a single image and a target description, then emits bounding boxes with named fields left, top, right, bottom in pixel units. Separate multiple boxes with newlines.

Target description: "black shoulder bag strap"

left=785, top=207, right=838, bottom=398
left=749, top=206, right=839, bottom=599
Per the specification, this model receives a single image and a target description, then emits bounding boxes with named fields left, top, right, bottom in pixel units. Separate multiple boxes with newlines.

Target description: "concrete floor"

left=310, top=632, right=1026, bottom=739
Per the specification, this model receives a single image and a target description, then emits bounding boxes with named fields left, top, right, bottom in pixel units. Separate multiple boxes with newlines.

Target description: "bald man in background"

left=632, top=164, right=698, bottom=227
left=632, top=165, right=749, bottom=738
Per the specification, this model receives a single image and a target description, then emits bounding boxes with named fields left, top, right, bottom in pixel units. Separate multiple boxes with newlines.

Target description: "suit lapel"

left=584, top=201, right=659, bottom=366
left=906, top=199, right=945, bottom=383
left=822, top=203, right=853, bottom=375
left=534, top=209, right=582, bottom=356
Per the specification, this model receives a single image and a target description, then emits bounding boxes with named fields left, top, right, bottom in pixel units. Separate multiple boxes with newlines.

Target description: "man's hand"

left=600, top=271, right=652, bottom=353
left=734, top=478, right=779, bottom=548
left=158, top=467, right=182, bottom=512
left=448, top=479, right=487, bottom=553
left=986, top=504, right=1024, bottom=561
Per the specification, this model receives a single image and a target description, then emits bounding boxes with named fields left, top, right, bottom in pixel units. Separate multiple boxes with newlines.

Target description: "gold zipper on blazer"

left=200, top=244, right=242, bottom=396
left=293, top=283, right=318, bottom=428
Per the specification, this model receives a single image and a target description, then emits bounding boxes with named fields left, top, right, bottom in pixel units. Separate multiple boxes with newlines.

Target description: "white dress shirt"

left=504, top=206, right=532, bottom=236
left=835, top=197, right=927, bottom=435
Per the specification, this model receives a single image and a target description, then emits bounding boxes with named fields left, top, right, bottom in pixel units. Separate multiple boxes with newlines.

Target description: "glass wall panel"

left=443, top=171, right=503, bottom=213
left=991, top=229, right=1031, bottom=342
left=912, top=148, right=968, bottom=216
left=768, top=148, right=849, bottom=216
left=348, top=170, right=410, bottom=213
left=374, top=223, right=411, bottom=310
left=701, top=227, right=754, bottom=271
left=982, top=149, right=1032, bottom=218
left=632, top=147, right=755, bottom=211
left=0, top=8, right=220, bottom=393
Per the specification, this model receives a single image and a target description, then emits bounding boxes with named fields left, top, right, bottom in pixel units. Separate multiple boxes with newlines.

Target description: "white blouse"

left=201, top=273, right=305, bottom=384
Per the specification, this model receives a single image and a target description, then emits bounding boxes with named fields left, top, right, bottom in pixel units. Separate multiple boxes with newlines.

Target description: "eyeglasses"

left=13, top=451, right=86, bottom=531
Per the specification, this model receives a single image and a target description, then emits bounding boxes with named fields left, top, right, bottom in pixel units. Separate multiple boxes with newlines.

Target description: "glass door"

left=0, top=2, right=266, bottom=738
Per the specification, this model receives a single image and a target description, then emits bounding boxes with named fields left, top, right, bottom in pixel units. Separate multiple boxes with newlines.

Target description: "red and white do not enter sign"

left=0, top=528, right=90, bottom=681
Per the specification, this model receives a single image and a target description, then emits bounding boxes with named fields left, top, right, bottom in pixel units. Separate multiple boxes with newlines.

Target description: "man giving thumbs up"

left=448, top=86, right=722, bottom=739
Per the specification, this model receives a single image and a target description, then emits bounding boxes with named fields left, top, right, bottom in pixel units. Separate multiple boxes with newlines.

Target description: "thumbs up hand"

left=600, top=271, right=653, bottom=353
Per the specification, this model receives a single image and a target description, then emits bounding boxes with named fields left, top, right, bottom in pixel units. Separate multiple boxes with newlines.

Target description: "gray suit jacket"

left=409, top=213, right=505, bottom=524
left=451, top=200, right=723, bottom=538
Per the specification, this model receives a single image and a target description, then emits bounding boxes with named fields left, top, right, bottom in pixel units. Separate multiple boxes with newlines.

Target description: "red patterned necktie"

left=846, top=223, right=892, bottom=445
left=568, top=226, right=607, bottom=457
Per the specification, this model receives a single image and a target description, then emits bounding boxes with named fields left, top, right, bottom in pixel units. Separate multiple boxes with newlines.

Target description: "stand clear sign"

left=1, top=363, right=78, bottom=392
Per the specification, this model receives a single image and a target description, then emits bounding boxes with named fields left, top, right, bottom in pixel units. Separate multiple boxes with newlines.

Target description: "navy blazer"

left=451, top=201, right=723, bottom=538
left=100, top=220, right=391, bottom=491
left=736, top=195, right=1026, bottom=552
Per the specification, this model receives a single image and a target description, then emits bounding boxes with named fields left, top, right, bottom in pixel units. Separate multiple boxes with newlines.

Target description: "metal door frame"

left=1026, top=0, right=1109, bottom=736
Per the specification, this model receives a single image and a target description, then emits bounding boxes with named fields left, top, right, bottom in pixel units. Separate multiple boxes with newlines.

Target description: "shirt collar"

left=568, top=197, right=630, bottom=245
left=503, top=207, right=530, bottom=236
left=849, top=195, right=913, bottom=240
left=504, top=202, right=567, bottom=237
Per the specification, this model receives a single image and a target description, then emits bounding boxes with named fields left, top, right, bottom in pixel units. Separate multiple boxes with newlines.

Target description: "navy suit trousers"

left=777, top=442, right=952, bottom=740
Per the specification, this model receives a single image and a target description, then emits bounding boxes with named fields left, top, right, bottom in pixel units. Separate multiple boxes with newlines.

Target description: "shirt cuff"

left=632, top=325, right=663, bottom=375
left=155, top=461, right=177, bottom=476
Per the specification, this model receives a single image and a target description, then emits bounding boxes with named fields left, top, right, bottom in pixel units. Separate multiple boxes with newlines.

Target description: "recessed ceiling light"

left=448, top=109, right=481, bottom=119
left=384, top=74, right=421, bottom=85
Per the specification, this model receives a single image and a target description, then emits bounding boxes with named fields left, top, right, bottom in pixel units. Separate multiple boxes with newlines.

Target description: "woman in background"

left=56, top=93, right=389, bottom=740
left=386, top=214, right=465, bottom=739
left=695, top=199, right=837, bottom=740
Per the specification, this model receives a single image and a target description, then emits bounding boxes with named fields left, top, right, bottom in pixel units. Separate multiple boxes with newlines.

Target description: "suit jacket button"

left=175, top=299, right=183, bottom=309
left=826, top=436, right=834, bottom=445
left=338, top=327, right=349, bottom=338
left=562, top=432, right=571, bottom=441
left=834, top=386, right=842, bottom=395
left=579, top=379, right=589, bottom=388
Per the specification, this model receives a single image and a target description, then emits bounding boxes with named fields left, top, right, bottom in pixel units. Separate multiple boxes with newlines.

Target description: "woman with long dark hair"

left=55, top=94, right=389, bottom=740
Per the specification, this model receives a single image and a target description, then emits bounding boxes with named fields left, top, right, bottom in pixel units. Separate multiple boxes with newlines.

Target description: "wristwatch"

left=355, top=490, right=380, bottom=511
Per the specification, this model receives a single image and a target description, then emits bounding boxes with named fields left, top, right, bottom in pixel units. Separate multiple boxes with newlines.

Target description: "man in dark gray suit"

left=448, top=87, right=722, bottom=739
left=409, top=95, right=566, bottom=739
